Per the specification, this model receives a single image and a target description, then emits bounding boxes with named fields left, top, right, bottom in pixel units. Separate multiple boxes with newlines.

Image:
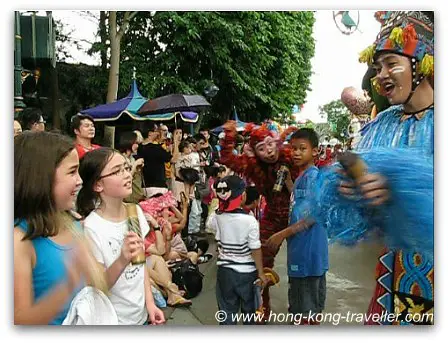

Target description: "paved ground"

left=164, top=234, right=383, bottom=326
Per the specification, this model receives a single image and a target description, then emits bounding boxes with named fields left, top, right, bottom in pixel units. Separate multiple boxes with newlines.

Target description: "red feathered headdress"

left=243, top=123, right=278, bottom=149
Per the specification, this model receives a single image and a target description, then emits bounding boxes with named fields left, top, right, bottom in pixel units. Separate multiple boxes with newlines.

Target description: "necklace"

left=401, top=103, right=434, bottom=122
left=403, top=103, right=434, bottom=116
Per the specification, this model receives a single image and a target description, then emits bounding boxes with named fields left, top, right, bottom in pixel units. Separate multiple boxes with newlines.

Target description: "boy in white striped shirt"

left=208, top=175, right=267, bottom=325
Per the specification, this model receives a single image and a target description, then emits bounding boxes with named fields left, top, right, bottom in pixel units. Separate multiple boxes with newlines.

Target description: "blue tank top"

left=15, top=219, right=82, bottom=325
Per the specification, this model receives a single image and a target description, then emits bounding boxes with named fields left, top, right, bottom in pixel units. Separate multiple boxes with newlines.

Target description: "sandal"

left=168, top=297, right=192, bottom=308
left=166, top=281, right=187, bottom=297
left=198, top=253, right=213, bottom=264
left=263, top=267, right=280, bottom=287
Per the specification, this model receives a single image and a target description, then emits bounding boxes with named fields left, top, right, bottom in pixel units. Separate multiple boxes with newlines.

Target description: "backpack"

left=169, top=259, right=204, bottom=299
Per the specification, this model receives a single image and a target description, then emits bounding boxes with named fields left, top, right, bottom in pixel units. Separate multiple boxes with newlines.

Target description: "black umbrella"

left=137, top=94, right=211, bottom=115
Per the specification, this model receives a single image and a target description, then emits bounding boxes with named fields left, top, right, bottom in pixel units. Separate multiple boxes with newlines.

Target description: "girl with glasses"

left=77, top=148, right=165, bottom=325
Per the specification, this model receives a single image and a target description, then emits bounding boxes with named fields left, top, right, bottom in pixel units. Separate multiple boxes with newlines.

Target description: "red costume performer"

left=220, top=121, right=299, bottom=318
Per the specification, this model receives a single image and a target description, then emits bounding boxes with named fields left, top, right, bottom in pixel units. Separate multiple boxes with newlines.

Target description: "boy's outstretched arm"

left=265, top=218, right=315, bottom=252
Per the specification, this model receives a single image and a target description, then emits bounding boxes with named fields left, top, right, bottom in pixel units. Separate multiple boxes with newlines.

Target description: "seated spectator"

left=140, top=192, right=212, bottom=264
left=142, top=210, right=192, bottom=308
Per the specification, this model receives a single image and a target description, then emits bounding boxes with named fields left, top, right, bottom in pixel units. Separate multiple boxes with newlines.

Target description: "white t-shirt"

left=84, top=205, right=150, bottom=325
left=210, top=212, right=261, bottom=273
left=190, top=152, right=201, bottom=171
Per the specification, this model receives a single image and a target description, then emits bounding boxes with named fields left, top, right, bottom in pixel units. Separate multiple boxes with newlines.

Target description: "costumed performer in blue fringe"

left=312, top=11, right=434, bottom=325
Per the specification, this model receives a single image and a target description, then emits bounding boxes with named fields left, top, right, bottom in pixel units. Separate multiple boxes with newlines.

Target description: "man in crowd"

left=138, top=122, right=172, bottom=197
left=71, top=114, right=101, bottom=159
left=20, top=107, right=46, bottom=133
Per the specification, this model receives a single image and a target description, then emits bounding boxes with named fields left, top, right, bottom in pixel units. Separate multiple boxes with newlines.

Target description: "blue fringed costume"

left=306, top=105, right=434, bottom=325
left=314, top=10, right=435, bottom=325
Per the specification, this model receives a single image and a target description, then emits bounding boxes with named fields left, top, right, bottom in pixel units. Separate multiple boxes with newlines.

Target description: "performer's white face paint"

left=255, top=136, right=280, bottom=163
left=373, top=53, right=413, bottom=105
left=389, top=66, right=406, bottom=74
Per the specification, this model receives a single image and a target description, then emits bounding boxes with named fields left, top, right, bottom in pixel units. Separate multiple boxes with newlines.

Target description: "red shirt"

left=75, top=143, right=101, bottom=159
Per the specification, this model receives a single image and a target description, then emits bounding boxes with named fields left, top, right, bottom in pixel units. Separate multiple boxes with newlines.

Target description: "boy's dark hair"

left=199, top=128, right=208, bottom=133
left=15, top=131, right=75, bottom=240
left=217, top=165, right=226, bottom=174
left=71, top=114, right=95, bottom=133
left=179, top=140, right=191, bottom=153
left=186, top=136, right=197, bottom=145
left=20, top=107, right=43, bottom=130
left=290, top=128, right=319, bottom=148
left=204, top=165, right=218, bottom=178
left=193, top=133, right=206, bottom=143
left=245, top=186, right=260, bottom=206
left=141, top=122, right=157, bottom=138
left=118, top=131, right=138, bottom=153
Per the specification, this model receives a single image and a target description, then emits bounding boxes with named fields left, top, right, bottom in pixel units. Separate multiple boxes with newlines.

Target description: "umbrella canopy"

left=211, top=110, right=248, bottom=134
left=137, top=94, right=211, bottom=115
left=79, top=81, right=198, bottom=123
left=80, top=79, right=146, bottom=121
left=143, top=111, right=198, bottom=123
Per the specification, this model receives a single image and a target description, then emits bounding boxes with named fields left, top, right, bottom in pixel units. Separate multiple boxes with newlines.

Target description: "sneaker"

left=197, top=253, right=213, bottom=264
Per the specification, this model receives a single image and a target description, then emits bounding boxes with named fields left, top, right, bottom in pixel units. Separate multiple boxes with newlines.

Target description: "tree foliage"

left=313, top=122, right=332, bottom=141
left=88, top=11, right=315, bottom=127
left=318, top=99, right=351, bottom=140
left=54, top=19, right=82, bottom=62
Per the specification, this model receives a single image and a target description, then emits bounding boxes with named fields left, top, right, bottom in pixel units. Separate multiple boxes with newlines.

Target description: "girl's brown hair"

left=76, top=147, right=117, bottom=218
left=14, top=131, right=76, bottom=240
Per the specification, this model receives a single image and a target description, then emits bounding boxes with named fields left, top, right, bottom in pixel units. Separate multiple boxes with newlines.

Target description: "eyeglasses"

left=99, top=164, right=132, bottom=179
left=216, top=187, right=230, bottom=194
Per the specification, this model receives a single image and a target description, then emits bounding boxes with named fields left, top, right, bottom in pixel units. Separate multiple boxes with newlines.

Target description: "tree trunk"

left=106, top=11, right=137, bottom=104
left=106, top=11, right=120, bottom=103
left=107, top=35, right=120, bottom=103
left=100, top=11, right=108, bottom=71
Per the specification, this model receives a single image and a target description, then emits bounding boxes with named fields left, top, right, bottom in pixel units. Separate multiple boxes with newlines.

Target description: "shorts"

left=288, top=274, right=326, bottom=315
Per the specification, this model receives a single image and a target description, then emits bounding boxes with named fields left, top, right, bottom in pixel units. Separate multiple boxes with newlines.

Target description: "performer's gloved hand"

left=338, top=169, right=390, bottom=206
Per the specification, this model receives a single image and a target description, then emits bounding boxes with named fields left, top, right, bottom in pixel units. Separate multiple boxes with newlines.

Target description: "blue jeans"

left=216, top=266, right=258, bottom=325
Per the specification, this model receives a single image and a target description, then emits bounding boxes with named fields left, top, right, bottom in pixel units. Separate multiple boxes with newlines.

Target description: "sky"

left=51, top=10, right=380, bottom=124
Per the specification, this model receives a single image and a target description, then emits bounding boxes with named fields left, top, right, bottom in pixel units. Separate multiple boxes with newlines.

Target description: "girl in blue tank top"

left=14, top=131, right=90, bottom=325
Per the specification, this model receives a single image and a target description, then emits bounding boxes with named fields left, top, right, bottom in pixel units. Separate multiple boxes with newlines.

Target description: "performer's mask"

left=254, top=136, right=280, bottom=164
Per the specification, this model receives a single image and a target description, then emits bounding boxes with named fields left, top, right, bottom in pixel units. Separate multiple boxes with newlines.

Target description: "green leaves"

left=318, top=100, right=351, bottom=141
left=86, top=11, right=316, bottom=126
